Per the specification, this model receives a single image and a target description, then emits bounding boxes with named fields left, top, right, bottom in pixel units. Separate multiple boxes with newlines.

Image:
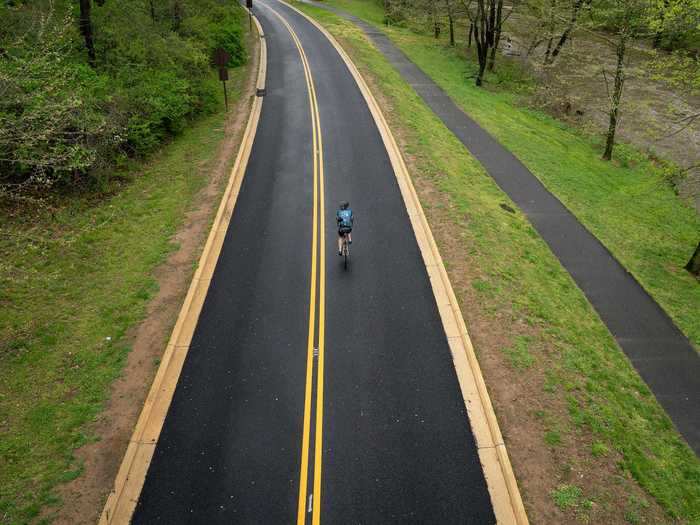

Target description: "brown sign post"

left=246, top=0, right=253, bottom=30
left=213, top=47, right=231, bottom=110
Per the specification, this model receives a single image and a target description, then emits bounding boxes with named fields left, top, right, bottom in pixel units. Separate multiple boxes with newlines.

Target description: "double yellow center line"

left=267, top=5, right=326, bottom=524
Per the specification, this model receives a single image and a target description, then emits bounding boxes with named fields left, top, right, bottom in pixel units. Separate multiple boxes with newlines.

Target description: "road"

left=132, top=1, right=494, bottom=522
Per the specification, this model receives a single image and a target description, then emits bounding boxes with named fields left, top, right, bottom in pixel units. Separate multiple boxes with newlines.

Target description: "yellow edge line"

left=98, top=15, right=268, bottom=525
left=279, top=2, right=529, bottom=524
left=264, top=4, right=325, bottom=523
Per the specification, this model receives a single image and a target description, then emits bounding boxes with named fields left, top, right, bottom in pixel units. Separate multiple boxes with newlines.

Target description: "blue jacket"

left=337, top=209, right=353, bottom=229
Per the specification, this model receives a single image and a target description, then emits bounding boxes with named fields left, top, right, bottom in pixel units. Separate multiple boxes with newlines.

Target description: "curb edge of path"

left=281, top=2, right=528, bottom=522
left=97, top=15, right=267, bottom=525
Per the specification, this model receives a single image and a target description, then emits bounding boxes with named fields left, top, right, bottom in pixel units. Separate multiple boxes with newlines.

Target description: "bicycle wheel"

left=343, top=238, right=349, bottom=269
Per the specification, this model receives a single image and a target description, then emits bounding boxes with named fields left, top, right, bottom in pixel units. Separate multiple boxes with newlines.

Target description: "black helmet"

left=340, top=201, right=349, bottom=210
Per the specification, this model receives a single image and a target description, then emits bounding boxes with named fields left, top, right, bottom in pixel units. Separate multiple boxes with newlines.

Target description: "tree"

left=462, top=0, right=510, bottom=84
left=487, top=0, right=504, bottom=70
left=446, top=0, right=456, bottom=46
left=171, top=0, right=183, bottom=31
left=0, top=4, right=118, bottom=194
left=649, top=0, right=700, bottom=50
left=522, top=0, right=591, bottom=64
left=78, top=0, right=96, bottom=66
left=431, top=0, right=441, bottom=38
left=545, top=0, right=591, bottom=64
left=686, top=241, right=700, bottom=276
left=592, top=0, right=654, bottom=160
left=601, top=29, right=626, bottom=160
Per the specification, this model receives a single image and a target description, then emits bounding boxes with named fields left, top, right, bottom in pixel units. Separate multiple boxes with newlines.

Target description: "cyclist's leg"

left=348, top=231, right=352, bottom=244
left=338, top=231, right=343, bottom=255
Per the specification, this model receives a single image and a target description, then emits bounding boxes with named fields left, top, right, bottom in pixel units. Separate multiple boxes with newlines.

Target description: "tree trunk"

left=78, top=0, right=96, bottom=67
left=544, top=37, right=554, bottom=62
left=652, top=0, right=669, bottom=48
left=474, top=6, right=488, bottom=86
left=543, top=0, right=557, bottom=63
left=171, top=0, right=183, bottom=31
left=603, top=33, right=626, bottom=161
left=487, top=0, right=503, bottom=71
left=686, top=241, right=700, bottom=276
left=149, top=0, right=156, bottom=22
left=468, top=22, right=474, bottom=47
left=432, top=0, right=440, bottom=39
left=487, top=0, right=496, bottom=48
left=546, top=0, right=586, bottom=64
left=446, top=0, right=455, bottom=46
left=448, top=14, right=455, bottom=45
left=476, top=47, right=487, bottom=85
left=547, top=29, right=572, bottom=64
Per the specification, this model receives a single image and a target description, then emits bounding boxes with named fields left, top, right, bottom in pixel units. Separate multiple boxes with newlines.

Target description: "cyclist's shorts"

left=338, top=227, right=352, bottom=236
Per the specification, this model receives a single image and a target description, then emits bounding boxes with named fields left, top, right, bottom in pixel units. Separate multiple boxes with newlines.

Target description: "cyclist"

left=336, top=201, right=353, bottom=255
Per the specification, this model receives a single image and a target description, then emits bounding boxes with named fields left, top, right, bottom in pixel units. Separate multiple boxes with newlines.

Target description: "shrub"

left=0, top=12, right=120, bottom=191
left=119, top=70, right=194, bottom=155
left=0, top=0, right=247, bottom=195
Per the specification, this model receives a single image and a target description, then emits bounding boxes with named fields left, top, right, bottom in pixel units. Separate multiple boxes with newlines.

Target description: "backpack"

left=338, top=209, right=353, bottom=230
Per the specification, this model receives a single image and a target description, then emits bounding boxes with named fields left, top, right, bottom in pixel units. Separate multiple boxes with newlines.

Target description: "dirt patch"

left=354, top=44, right=670, bottom=524
left=47, top=29, right=260, bottom=525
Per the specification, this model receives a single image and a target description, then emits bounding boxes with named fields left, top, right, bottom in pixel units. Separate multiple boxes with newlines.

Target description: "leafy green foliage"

left=0, top=13, right=114, bottom=189
left=0, top=0, right=247, bottom=194
left=649, top=49, right=700, bottom=96
left=648, top=0, right=700, bottom=50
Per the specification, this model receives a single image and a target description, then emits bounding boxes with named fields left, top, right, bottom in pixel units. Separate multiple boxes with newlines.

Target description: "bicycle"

left=340, top=232, right=350, bottom=269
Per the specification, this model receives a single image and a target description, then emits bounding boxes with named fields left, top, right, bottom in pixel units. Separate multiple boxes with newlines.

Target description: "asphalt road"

left=132, top=1, right=494, bottom=523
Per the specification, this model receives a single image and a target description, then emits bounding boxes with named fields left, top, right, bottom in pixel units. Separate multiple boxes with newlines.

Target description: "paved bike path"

left=132, top=1, right=494, bottom=522
left=304, top=1, right=700, bottom=455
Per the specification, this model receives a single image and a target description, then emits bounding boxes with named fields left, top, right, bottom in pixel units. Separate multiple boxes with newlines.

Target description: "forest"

left=0, top=0, right=247, bottom=198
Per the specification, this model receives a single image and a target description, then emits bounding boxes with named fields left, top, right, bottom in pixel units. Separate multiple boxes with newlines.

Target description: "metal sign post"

left=246, top=0, right=253, bottom=30
left=219, top=67, right=229, bottom=110
left=213, top=47, right=231, bottom=111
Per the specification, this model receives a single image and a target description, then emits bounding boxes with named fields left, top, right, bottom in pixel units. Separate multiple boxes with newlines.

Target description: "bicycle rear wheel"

left=343, top=237, right=349, bottom=269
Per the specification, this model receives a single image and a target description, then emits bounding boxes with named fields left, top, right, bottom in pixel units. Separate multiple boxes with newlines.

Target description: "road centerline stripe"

left=263, top=4, right=327, bottom=523
left=310, top=45, right=326, bottom=525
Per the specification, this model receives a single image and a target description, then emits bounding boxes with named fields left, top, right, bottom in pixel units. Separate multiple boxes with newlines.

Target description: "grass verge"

left=295, top=3, right=700, bottom=522
left=313, top=0, right=700, bottom=351
left=0, top=58, right=251, bottom=524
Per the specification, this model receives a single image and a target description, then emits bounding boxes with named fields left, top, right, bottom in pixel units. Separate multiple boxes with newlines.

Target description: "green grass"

left=313, top=1, right=700, bottom=352
left=501, top=335, right=535, bottom=369
left=591, top=441, right=610, bottom=458
left=551, top=484, right=584, bottom=510
left=545, top=430, right=563, bottom=447
left=0, top=58, right=250, bottom=522
left=295, top=3, right=700, bottom=521
left=625, top=495, right=652, bottom=524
